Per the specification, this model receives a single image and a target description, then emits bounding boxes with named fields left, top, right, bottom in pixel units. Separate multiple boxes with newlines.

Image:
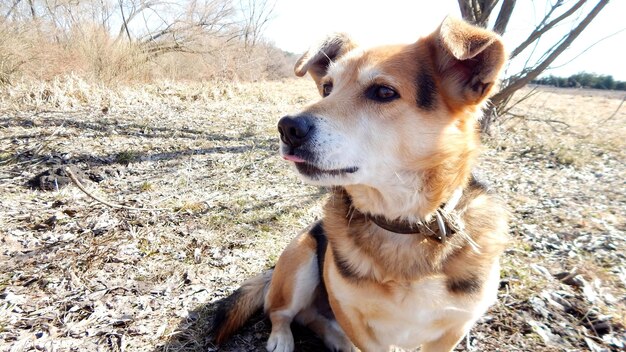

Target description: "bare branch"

left=499, top=85, right=541, bottom=116
left=597, top=95, right=626, bottom=125
left=506, top=113, right=571, bottom=128
left=118, top=0, right=132, bottom=42
left=510, top=0, right=586, bottom=60
left=66, top=167, right=170, bottom=211
left=27, top=0, right=36, bottom=19
left=491, top=0, right=609, bottom=106
left=548, top=27, right=626, bottom=70
left=115, top=0, right=154, bottom=42
left=238, top=0, right=276, bottom=49
left=5, top=0, right=24, bottom=19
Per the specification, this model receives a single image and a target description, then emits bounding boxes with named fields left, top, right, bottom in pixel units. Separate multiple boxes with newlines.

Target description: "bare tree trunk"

left=492, top=0, right=516, bottom=34
left=457, top=0, right=499, bottom=27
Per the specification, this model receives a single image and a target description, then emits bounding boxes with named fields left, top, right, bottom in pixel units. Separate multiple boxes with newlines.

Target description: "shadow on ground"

left=2, top=112, right=277, bottom=170
left=12, top=140, right=276, bottom=168
left=157, top=299, right=329, bottom=352
left=0, top=113, right=228, bottom=141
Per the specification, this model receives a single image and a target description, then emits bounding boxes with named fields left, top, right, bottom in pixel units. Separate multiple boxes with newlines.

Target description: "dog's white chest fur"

left=327, top=259, right=501, bottom=350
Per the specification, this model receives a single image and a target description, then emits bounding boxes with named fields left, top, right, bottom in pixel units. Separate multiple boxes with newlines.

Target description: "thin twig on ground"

left=65, top=167, right=170, bottom=211
left=598, top=94, right=626, bottom=124
left=504, top=112, right=571, bottom=132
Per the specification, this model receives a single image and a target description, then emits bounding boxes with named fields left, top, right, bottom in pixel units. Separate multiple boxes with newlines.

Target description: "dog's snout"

left=277, top=115, right=313, bottom=148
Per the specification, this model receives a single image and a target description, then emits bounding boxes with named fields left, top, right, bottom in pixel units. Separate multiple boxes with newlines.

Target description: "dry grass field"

left=0, top=78, right=624, bottom=352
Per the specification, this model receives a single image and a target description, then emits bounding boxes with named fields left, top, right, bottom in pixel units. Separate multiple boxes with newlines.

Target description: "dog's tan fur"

left=212, top=17, right=508, bottom=352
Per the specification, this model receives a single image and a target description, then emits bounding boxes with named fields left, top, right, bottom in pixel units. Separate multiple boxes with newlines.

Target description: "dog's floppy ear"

left=294, top=33, right=357, bottom=86
left=432, top=17, right=506, bottom=106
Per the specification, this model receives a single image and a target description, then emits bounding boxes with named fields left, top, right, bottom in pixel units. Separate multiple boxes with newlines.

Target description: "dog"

left=212, top=17, right=509, bottom=352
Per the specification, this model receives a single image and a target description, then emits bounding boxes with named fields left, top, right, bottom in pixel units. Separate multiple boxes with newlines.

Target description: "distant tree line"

left=532, top=72, right=626, bottom=91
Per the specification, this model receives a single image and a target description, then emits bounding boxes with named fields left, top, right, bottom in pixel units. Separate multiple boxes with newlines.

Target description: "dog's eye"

left=366, top=85, right=399, bottom=102
left=322, top=83, right=333, bottom=97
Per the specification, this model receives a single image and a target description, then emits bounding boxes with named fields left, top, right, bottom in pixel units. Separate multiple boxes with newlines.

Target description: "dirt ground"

left=0, top=78, right=624, bottom=352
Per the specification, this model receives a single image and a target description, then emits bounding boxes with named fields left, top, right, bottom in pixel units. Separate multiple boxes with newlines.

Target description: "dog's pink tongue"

left=283, top=154, right=305, bottom=163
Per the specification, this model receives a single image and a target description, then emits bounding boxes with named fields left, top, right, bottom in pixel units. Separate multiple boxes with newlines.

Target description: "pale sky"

left=264, top=0, right=626, bottom=81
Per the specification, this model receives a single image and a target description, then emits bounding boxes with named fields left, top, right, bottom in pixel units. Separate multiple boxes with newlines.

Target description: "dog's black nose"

left=277, top=115, right=313, bottom=148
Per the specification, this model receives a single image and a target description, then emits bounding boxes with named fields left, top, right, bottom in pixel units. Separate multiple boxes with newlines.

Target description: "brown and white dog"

left=212, top=17, right=509, bottom=352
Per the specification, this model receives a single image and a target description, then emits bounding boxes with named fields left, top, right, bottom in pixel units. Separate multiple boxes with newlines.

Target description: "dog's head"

left=279, top=18, right=506, bottom=217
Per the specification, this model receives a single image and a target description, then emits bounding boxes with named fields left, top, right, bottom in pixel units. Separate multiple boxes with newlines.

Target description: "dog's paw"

left=266, top=330, right=294, bottom=352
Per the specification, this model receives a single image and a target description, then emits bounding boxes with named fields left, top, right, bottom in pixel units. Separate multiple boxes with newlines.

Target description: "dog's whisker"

left=347, top=205, right=356, bottom=226
left=321, top=50, right=335, bottom=66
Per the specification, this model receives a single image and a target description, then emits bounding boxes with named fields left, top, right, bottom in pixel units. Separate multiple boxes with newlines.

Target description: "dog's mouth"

left=295, top=162, right=359, bottom=178
left=281, top=149, right=358, bottom=178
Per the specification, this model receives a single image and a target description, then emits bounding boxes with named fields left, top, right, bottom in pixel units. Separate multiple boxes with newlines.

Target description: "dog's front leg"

left=265, top=231, right=320, bottom=352
left=266, top=310, right=295, bottom=352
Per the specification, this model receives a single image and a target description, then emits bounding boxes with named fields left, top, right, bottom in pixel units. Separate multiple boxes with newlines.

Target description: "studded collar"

left=344, top=188, right=463, bottom=243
